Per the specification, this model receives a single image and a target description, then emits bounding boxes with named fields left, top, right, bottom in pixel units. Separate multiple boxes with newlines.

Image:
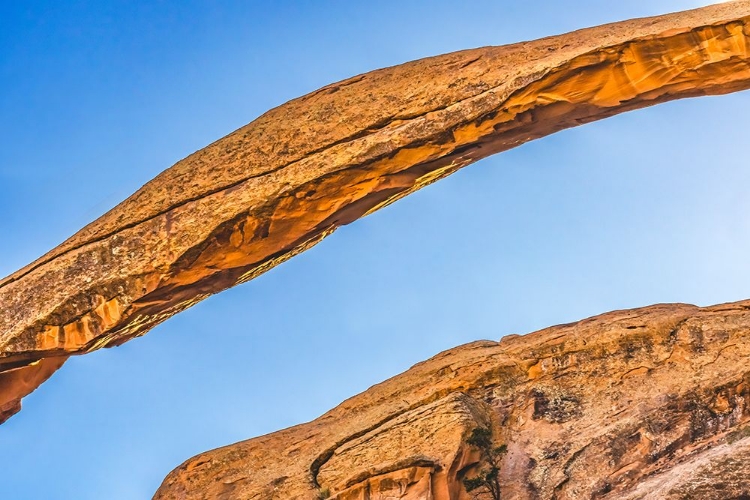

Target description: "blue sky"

left=1, top=1, right=748, bottom=498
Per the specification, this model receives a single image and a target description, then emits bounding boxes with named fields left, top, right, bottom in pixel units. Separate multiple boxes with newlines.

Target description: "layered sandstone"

left=155, top=300, right=750, bottom=499
left=2, top=3, right=750, bottom=422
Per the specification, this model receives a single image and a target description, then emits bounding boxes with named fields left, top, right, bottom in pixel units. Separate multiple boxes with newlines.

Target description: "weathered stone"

left=155, top=301, right=750, bottom=499
left=1, top=2, right=750, bottom=423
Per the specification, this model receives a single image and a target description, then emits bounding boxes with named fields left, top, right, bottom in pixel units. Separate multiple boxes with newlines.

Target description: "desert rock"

left=155, top=301, right=750, bottom=499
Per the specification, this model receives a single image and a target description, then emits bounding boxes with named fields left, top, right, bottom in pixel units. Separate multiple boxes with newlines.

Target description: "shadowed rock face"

left=155, top=301, right=750, bottom=499
left=0, top=3, right=749, bottom=422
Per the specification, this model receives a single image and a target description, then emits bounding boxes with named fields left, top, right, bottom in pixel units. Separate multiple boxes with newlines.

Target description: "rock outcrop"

left=2, top=3, right=750, bottom=423
left=155, top=300, right=750, bottom=499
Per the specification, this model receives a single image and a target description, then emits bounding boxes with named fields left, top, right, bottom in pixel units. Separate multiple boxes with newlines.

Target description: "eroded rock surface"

left=155, top=300, right=750, bottom=499
left=2, top=3, right=750, bottom=422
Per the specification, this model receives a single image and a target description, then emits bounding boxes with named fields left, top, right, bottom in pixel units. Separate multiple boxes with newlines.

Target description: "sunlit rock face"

left=155, top=301, right=750, bottom=499
left=1, top=3, right=750, bottom=422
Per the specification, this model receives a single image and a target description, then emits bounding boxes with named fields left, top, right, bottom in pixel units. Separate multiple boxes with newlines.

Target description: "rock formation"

left=155, top=300, right=750, bottom=499
left=0, top=0, right=748, bottom=432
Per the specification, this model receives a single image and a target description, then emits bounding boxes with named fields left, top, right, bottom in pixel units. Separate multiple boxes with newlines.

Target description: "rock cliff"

left=155, top=300, right=750, bottom=499
left=1, top=1, right=749, bottom=425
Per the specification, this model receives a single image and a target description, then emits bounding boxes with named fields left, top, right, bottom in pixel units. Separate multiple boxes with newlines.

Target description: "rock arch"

left=1, top=2, right=749, bottom=426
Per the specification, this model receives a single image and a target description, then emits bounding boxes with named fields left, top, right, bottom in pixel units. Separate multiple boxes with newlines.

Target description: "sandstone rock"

left=155, top=301, right=750, bottom=499
left=2, top=3, right=750, bottom=422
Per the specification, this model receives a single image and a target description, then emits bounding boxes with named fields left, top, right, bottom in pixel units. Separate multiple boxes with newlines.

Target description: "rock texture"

left=2, top=3, right=750, bottom=422
left=155, top=300, right=750, bottom=499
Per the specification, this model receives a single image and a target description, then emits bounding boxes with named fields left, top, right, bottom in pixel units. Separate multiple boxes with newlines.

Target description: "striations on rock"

left=155, top=300, right=750, bottom=499
left=1, top=2, right=750, bottom=424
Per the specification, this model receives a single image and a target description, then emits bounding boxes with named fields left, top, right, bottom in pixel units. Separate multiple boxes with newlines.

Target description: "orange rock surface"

left=1, top=2, right=749, bottom=427
left=155, top=301, right=750, bottom=499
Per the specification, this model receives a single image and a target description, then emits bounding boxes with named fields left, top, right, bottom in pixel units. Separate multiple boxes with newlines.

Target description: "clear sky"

left=1, top=1, right=748, bottom=499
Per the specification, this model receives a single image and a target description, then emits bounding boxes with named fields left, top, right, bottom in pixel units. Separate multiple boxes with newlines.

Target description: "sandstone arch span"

left=1, top=1, right=750, bottom=424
